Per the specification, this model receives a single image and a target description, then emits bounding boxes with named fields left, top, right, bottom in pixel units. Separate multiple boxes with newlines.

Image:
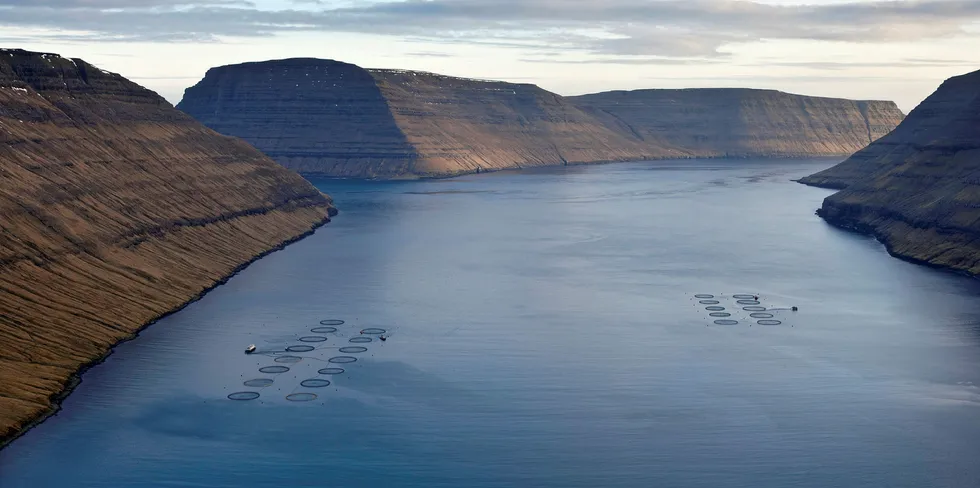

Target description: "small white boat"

left=245, top=344, right=256, bottom=354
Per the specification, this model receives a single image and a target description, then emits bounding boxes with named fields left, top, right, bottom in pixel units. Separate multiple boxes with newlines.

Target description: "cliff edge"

left=0, top=49, right=335, bottom=446
left=178, top=58, right=904, bottom=179
left=800, top=68, right=980, bottom=275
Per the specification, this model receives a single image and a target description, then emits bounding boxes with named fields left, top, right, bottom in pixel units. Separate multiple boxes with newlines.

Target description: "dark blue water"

left=3, top=159, right=980, bottom=487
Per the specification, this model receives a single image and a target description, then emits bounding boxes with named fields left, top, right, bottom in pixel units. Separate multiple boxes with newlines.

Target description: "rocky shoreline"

left=815, top=199, right=980, bottom=277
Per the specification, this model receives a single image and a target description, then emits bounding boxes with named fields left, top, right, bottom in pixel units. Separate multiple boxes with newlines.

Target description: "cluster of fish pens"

left=693, top=293, right=794, bottom=326
left=227, top=319, right=388, bottom=402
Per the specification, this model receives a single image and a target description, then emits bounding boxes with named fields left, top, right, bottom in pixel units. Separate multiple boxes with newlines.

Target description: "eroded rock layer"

left=178, top=61, right=680, bottom=178
left=800, top=69, right=980, bottom=274
left=178, top=59, right=419, bottom=178
left=179, top=58, right=903, bottom=179
left=0, top=49, right=335, bottom=445
left=569, top=88, right=904, bottom=158
left=368, top=70, right=676, bottom=177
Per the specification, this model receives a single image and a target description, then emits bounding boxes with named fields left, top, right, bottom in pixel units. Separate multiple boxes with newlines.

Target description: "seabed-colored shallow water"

left=3, top=159, right=980, bottom=487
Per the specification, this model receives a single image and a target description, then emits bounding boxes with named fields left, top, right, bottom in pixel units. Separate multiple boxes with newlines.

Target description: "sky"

left=1, top=0, right=979, bottom=112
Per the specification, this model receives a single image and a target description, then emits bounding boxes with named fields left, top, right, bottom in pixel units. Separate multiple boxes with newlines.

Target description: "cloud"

left=1, top=0, right=980, bottom=59
left=405, top=51, right=454, bottom=58
left=521, top=56, right=728, bottom=66
left=0, top=0, right=251, bottom=6
left=520, top=55, right=980, bottom=69
left=759, top=59, right=980, bottom=70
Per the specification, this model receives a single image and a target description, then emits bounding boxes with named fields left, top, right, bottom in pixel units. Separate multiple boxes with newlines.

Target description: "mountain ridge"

left=177, top=58, right=905, bottom=179
left=570, top=88, right=902, bottom=158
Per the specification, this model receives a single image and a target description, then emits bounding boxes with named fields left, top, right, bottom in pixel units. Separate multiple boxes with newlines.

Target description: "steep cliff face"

left=368, top=70, right=676, bottom=177
left=178, top=60, right=679, bottom=178
left=0, top=49, right=335, bottom=445
left=180, top=58, right=903, bottom=179
left=800, top=69, right=980, bottom=275
left=178, top=59, right=418, bottom=178
left=569, top=89, right=904, bottom=158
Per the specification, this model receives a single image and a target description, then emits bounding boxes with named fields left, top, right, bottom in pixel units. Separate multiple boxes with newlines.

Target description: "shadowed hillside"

left=800, top=68, right=980, bottom=275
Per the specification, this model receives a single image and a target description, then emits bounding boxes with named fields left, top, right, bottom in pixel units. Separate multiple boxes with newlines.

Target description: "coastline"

left=297, top=154, right=849, bottom=181
left=0, top=210, right=335, bottom=451
left=818, top=211, right=980, bottom=280
left=797, top=176, right=980, bottom=279
left=794, top=179, right=849, bottom=190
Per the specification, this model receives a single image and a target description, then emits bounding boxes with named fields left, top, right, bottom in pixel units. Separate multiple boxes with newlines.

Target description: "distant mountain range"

left=177, top=58, right=905, bottom=179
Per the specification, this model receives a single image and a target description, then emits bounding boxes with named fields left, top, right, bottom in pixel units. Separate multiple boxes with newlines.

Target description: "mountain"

left=176, top=60, right=680, bottom=178
left=364, top=69, right=679, bottom=177
left=177, top=58, right=904, bottom=179
left=0, top=49, right=335, bottom=445
left=800, top=69, right=980, bottom=275
left=570, top=88, right=903, bottom=158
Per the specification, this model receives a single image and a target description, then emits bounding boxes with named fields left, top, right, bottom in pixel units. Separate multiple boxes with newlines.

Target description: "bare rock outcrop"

left=800, top=69, right=980, bottom=275
left=0, top=49, right=335, bottom=445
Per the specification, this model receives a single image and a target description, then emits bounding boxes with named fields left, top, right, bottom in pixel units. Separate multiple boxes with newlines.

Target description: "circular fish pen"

left=275, top=355, right=303, bottom=363
left=300, top=336, right=328, bottom=343
left=713, top=319, right=739, bottom=325
left=300, top=379, right=331, bottom=388
left=339, top=346, right=368, bottom=354
left=286, top=393, right=318, bottom=402
left=743, top=306, right=767, bottom=312
left=360, top=328, right=387, bottom=335
left=705, top=306, right=725, bottom=311
left=698, top=300, right=720, bottom=305
left=311, top=326, right=338, bottom=334
left=757, top=319, right=782, bottom=326
left=736, top=299, right=760, bottom=305
left=709, top=312, right=731, bottom=317
left=319, top=319, right=345, bottom=326
left=228, top=392, right=260, bottom=401
left=259, top=365, right=290, bottom=374
left=318, top=367, right=345, bottom=375
left=694, top=294, right=714, bottom=299
left=329, top=356, right=358, bottom=364
left=243, top=378, right=274, bottom=387
left=349, top=337, right=372, bottom=343
left=286, top=345, right=315, bottom=353
left=750, top=312, right=774, bottom=319
left=733, top=294, right=756, bottom=300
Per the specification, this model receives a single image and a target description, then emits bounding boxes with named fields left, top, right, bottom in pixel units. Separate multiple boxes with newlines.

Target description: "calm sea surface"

left=3, top=159, right=980, bottom=487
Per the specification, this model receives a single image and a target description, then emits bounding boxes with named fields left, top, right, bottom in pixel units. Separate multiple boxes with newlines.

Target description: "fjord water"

left=3, top=159, right=980, bottom=487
